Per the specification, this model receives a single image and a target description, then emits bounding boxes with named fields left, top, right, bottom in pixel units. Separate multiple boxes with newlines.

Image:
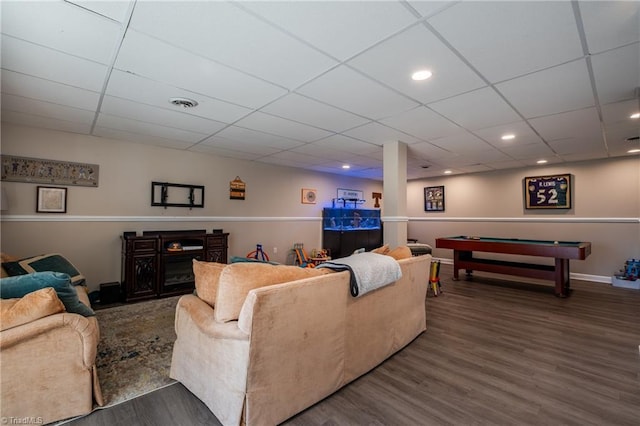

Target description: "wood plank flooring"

left=66, top=264, right=640, bottom=425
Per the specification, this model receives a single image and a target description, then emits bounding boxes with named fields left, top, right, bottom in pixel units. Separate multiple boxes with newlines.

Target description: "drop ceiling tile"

left=430, top=133, right=502, bottom=156
left=348, top=24, right=486, bottom=104
left=529, top=108, right=603, bottom=145
left=601, top=100, right=640, bottom=125
left=436, top=153, right=493, bottom=167
left=500, top=141, right=555, bottom=160
left=291, top=143, right=353, bottom=162
left=67, top=0, right=133, bottom=23
left=457, top=164, right=493, bottom=174
left=429, top=87, right=521, bottom=130
left=105, top=71, right=252, bottom=124
left=306, top=135, right=381, bottom=156
left=547, top=138, right=605, bottom=155
left=380, top=106, right=462, bottom=140
left=2, top=36, right=108, bottom=92
left=559, top=150, right=611, bottom=162
left=129, top=1, right=337, bottom=88
left=297, top=65, right=419, bottom=120
left=604, top=121, right=640, bottom=147
left=0, top=110, right=92, bottom=135
left=260, top=93, right=369, bottom=132
left=188, top=144, right=265, bottom=161
left=213, top=126, right=306, bottom=151
left=1, top=94, right=95, bottom=125
left=96, top=113, right=208, bottom=143
left=340, top=155, right=383, bottom=168
left=260, top=150, right=329, bottom=167
left=240, top=1, right=416, bottom=61
left=196, top=136, right=281, bottom=157
left=496, top=60, right=594, bottom=118
left=114, top=30, right=287, bottom=109
left=428, top=1, right=583, bottom=83
left=1, top=70, right=100, bottom=111
left=591, top=44, right=640, bottom=105
left=234, top=112, right=332, bottom=142
left=579, top=0, right=640, bottom=53
left=93, top=126, right=196, bottom=150
left=342, top=122, right=421, bottom=145
left=0, top=0, right=121, bottom=64
left=474, top=121, right=544, bottom=148
left=484, top=160, right=527, bottom=171
left=407, top=1, right=458, bottom=18
left=100, top=96, right=228, bottom=135
left=407, top=142, right=456, bottom=160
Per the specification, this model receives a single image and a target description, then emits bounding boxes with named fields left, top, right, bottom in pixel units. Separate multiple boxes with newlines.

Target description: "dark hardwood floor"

left=65, top=264, right=640, bottom=426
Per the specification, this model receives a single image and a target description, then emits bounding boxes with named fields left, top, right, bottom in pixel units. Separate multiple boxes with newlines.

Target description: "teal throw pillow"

left=0, top=272, right=95, bottom=317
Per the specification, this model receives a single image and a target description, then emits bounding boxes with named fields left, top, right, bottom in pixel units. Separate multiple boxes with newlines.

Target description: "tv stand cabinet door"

left=123, top=238, right=159, bottom=301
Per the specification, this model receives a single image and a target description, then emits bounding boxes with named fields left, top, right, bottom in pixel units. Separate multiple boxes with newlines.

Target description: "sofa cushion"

left=214, top=263, right=331, bottom=323
left=370, top=244, right=390, bottom=255
left=1, top=253, right=86, bottom=285
left=0, top=287, right=65, bottom=331
left=0, top=271, right=95, bottom=316
left=193, top=259, right=225, bottom=308
left=387, top=246, right=413, bottom=260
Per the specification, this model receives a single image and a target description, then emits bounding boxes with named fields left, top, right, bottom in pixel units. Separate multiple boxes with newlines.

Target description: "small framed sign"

left=36, top=186, right=67, bottom=213
left=524, top=174, right=571, bottom=209
left=424, top=186, right=445, bottom=212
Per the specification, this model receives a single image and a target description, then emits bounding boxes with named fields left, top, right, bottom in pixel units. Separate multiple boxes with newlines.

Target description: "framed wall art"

left=2, top=155, right=99, bottom=187
left=36, top=186, right=67, bottom=213
left=524, top=174, right=571, bottom=209
left=424, top=186, right=445, bottom=212
left=301, top=188, right=317, bottom=204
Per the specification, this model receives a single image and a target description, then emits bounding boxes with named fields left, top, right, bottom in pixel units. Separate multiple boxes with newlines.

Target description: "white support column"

left=382, top=141, right=408, bottom=248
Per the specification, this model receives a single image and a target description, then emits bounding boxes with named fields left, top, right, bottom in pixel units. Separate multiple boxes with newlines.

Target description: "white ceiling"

left=1, top=0, right=639, bottom=180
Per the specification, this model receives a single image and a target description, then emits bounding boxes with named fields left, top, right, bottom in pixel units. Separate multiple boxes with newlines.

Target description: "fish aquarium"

left=322, top=208, right=381, bottom=231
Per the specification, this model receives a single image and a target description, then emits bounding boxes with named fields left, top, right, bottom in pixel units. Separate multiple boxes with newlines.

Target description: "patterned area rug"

left=95, top=295, right=181, bottom=407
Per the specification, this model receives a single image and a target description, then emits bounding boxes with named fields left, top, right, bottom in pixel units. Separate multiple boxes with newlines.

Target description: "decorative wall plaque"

left=1, top=155, right=99, bottom=187
left=230, top=176, right=245, bottom=200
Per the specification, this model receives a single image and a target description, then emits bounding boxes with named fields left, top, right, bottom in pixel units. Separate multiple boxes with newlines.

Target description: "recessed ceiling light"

left=628, top=148, right=640, bottom=154
left=537, top=159, right=548, bottom=164
left=501, top=134, right=516, bottom=140
left=342, top=164, right=350, bottom=169
left=169, top=97, right=198, bottom=108
left=443, top=170, right=452, bottom=174
left=411, top=70, right=433, bottom=81
left=630, top=112, right=640, bottom=119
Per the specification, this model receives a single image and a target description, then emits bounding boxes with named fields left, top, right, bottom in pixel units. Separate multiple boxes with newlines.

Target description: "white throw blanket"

left=316, top=252, right=402, bottom=297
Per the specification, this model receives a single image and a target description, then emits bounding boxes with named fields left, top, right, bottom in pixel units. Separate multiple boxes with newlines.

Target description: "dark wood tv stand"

left=121, top=229, right=229, bottom=302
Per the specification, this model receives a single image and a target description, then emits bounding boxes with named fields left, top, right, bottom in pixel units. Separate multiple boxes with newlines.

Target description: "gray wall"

left=407, top=157, right=640, bottom=281
left=0, top=124, right=382, bottom=291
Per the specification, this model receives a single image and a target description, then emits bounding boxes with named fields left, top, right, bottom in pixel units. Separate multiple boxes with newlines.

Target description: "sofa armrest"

left=175, top=295, right=248, bottom=341
left=0, top=312, right=99, bottom=369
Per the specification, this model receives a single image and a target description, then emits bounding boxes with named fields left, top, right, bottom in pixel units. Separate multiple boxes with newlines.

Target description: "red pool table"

left=435, top=236, right=592, bottom=297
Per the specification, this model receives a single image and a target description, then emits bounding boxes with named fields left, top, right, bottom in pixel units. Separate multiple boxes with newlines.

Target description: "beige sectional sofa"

left=1, top=255, right=103, bottom=424
left=170, top=252, right=431, bottom=426
left=0, top=281, right=103, bottom=423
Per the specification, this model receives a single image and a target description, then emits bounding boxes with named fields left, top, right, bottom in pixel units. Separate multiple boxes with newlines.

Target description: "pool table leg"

left=555, top=258, right=571, bottom=297
left=452, top=250, right=474, bottom=281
